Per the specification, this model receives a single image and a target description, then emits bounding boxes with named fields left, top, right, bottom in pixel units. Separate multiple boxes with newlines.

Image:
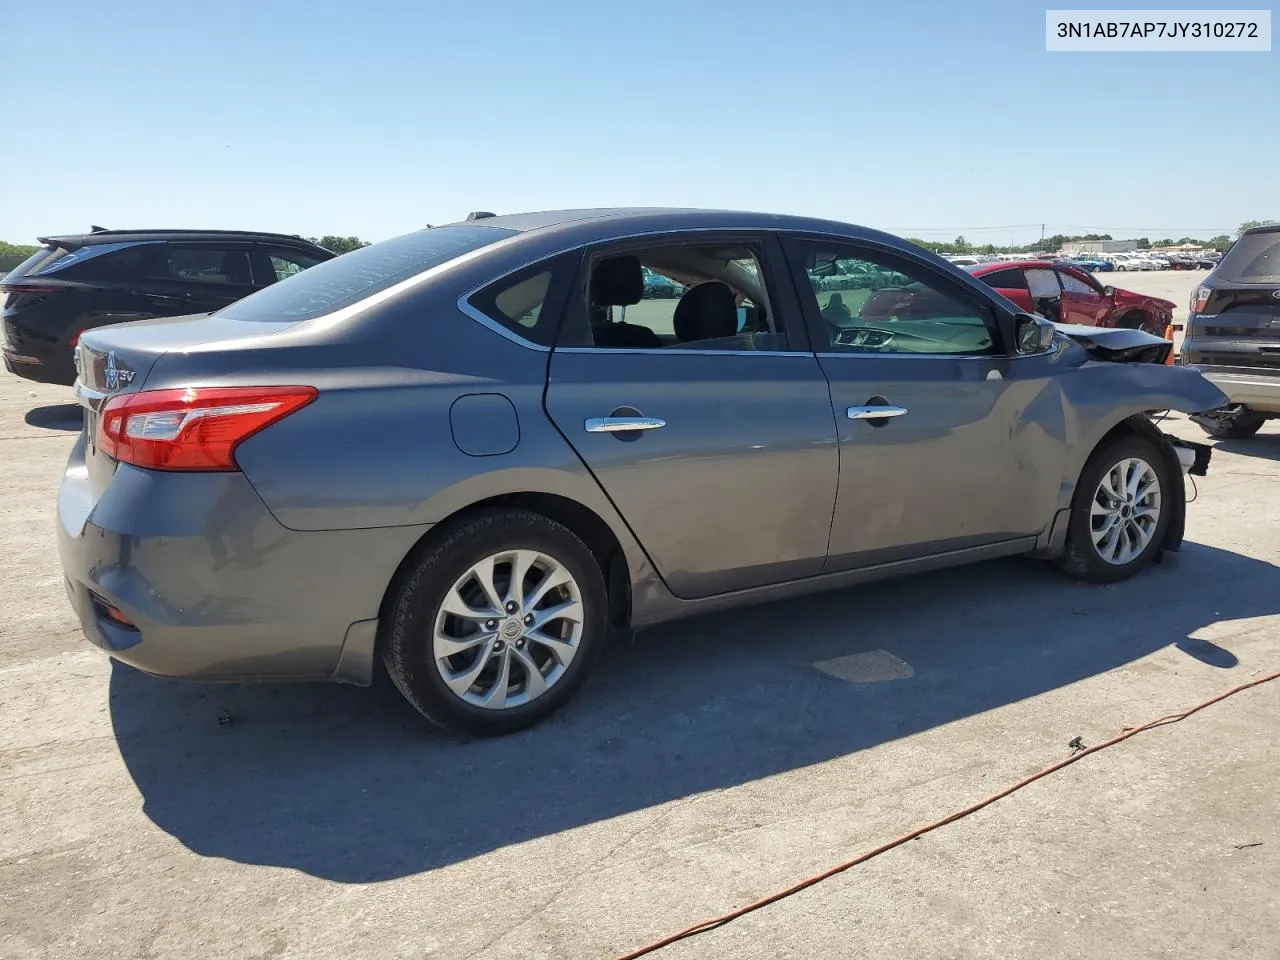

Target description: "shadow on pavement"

left=24, top=403, right=81, bottom=431
left=1213, top=430, right=1280, bottom=463
left=111, top=542, right=1279, bottom=883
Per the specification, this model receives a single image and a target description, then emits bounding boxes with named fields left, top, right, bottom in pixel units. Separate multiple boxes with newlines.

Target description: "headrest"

left=673, top=282, right=739, bottom=343
left=591, top=256, right=643, bottom=307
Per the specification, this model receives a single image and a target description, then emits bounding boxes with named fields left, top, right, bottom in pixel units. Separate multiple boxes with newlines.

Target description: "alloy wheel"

left=1090, top=457, right=1162, bottom=565
left=433, top=550, right=584, bottom=709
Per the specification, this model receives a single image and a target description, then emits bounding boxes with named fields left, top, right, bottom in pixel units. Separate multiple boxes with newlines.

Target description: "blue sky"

left=1, top=0, right=1274, bottom=245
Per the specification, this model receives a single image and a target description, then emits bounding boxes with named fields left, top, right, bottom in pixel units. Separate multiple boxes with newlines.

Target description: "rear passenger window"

left=567, top=244, right=789, bottom=351
left=152, top=246, right=253, bottom=285
left=262, top=247, right=325, bottom=283
left=467, top=254, right=575, bottom=347
left=1024, top=268, right=1061, bottom=298
left=1058, top=271, right=1098, bottom=295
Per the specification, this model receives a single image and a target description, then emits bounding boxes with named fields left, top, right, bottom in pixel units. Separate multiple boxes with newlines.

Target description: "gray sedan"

left=58, top=209, right=1227, bottom=736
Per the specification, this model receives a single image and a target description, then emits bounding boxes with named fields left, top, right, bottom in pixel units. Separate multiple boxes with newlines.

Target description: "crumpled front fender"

left=1066, top=358, right=1230, bottom=418
left=1026, top=355, right=1229, bottom=561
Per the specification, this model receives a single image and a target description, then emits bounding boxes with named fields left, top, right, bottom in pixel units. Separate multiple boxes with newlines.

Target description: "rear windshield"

left=1217, top=231, right=1280, bottom=283
left=5, top=245, right=72, bottom=279
left=218, top=225, right=518, bottom=322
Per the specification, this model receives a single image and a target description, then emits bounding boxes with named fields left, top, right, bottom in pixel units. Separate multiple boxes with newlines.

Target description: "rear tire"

left=1195, top=407, right=1267, bottom=440
left=383, top=509, right=608, bottom=737
left=1057, top=435, right=1174, bottom=584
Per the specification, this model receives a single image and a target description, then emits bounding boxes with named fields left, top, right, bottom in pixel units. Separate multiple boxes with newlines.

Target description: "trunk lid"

left=1200, top=283, right=1280, bottom=341
left=74, top=312, right=303, bottom=495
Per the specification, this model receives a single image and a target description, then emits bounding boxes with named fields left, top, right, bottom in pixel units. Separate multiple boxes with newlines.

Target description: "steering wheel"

left=828, top=325, right=897, bottom=349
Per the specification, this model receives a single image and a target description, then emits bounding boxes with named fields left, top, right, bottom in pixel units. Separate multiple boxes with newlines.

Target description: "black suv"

left=1182, top=223, right=1280, bottom=439
left=2, top=229, right=334, bottom=385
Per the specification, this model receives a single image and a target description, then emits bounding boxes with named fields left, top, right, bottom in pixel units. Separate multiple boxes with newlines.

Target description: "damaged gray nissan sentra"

left=57, top=208, right=1228, bottom=736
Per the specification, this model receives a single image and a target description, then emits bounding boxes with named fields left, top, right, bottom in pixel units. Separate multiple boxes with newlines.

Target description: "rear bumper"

left=56, top=438, right=430, bottom=683
left=3, top=344, right=76, bottom=385
left=1182, top=360, right=1280, bottom=415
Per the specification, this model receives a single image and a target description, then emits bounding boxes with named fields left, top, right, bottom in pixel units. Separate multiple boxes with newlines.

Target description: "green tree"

left=1136, top=238, right=1151, bottom=249
left=953, top=235, right=970, bottom=253
left=0, top=241, right=39, bottom=272
left=1208, top=234, right=1233, bottom=252
left=307, top=235, right=370, bottom=255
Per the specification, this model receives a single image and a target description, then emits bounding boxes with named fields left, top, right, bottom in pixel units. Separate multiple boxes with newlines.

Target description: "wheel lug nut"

left=485, top=619, right=496, bottom=629
left=515, top=639, right=525, bottom=649
left=493, top=639, right=504, bottom=651
left=524, top=614, right=534, bottom=626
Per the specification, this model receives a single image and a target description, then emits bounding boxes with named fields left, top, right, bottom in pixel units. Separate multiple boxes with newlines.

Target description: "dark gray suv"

left=2, top=228, right=333, bottom=385
left=57, top=208, right=1226, bottom=736
left=1183, top=223, right=1280, bottom=439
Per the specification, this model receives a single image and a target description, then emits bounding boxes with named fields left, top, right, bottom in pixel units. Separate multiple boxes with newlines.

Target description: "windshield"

left=1216, top=231, right=1280, bottom=283
left=217, top=224, right=518, bottom=322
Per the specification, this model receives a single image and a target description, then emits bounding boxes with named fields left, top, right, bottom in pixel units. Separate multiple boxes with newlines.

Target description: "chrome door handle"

left=585, top=417, right=666, bottom=433
left=848, top=405, right=908, bottom=420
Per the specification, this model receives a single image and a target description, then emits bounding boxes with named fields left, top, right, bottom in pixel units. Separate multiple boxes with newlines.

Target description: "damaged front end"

left=1034, top=321, right=1227, bottom=562
left=1055, top=324, right=1219, bottom=478
left=1054, top=323, right=1175, bottom=365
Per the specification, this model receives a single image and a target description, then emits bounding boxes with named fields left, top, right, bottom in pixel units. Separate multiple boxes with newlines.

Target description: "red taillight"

left=1190, top=285, right=1211, bottom=314
left=99, top=385, right=318, bottom=471
left=0, top=282, right=60, bottom=295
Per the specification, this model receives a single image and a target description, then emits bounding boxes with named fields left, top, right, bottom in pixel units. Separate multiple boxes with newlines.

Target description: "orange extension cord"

left=616, top=668, right=1280, bottom=959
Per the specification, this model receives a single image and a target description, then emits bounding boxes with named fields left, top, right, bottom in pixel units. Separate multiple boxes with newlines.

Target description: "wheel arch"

left=376, top=491, right=636, bottom=649
left=1033, top=413, right=1186, bottom=560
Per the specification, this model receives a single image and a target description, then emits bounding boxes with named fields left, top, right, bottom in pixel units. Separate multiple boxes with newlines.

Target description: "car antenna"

left=89, top=224, right=108, bottom=233
left=465, top=211, right=496, bottom=221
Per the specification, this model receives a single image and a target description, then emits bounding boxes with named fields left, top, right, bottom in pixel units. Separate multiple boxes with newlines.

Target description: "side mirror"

left=1102, top=285, right=1116, bottom=298
left=1014, top=313, right=1056, bottom=355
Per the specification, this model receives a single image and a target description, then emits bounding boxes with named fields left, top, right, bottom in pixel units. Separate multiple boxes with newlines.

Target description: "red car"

left=964, top=261, right=1176, bottom=336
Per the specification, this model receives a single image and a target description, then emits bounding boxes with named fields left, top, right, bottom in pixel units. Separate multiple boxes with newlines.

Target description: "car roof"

left=1240, top=223, right=1280, bottom=236
left=37, top=228, right=325, bottom=248
left=436, top=206, right=901, bottom=242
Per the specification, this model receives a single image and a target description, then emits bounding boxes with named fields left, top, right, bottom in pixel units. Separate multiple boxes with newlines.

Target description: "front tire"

left=1057, top=435, right=1174, bottom=584
left=383, top=509, right=608, bottom=737
left=1195, top=407, right=1267, bottom=440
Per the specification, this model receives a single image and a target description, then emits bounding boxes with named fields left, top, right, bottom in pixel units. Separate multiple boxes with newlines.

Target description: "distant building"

left=1063, top=240, right=1139, bottom=254
left=1152, top=243, right=1209, bottom=254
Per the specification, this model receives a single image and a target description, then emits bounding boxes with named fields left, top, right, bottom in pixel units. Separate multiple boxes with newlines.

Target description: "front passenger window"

left=796, top=246, right=998, bottom=355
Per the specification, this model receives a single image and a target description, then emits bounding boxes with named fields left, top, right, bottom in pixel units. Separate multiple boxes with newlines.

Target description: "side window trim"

left=554, top=230, right=812, bottom=355
left=461, top=250, right=581, bottom=351
left=778, top=234, right=1010, bottom=357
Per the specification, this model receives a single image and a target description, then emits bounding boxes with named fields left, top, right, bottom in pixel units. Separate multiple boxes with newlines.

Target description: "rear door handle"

left=585, top=417, right=666, bottom=433
left=848, top=405, right=908, bottom=420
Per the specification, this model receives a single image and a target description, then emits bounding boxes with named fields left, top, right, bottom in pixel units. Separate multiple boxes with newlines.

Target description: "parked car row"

left=1104, top=252, right=1219, bottom=271
left=943, top=251, right=1220, bottom=273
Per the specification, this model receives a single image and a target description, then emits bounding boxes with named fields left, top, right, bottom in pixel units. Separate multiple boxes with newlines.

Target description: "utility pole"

left=1040, top=223, right=1046, bottom=246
